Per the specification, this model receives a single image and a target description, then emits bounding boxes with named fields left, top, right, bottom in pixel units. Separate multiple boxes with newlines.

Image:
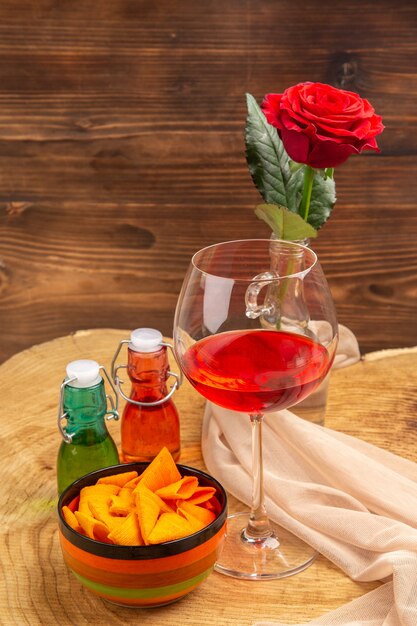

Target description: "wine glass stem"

left=243, top=413, right=274, bottom=541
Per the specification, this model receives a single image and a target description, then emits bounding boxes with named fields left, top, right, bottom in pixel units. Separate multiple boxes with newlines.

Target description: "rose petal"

left=279, top=127, right=311, bottom=165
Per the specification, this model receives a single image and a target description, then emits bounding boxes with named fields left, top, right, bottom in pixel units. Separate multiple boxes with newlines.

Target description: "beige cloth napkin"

left=201, top=327, right=417, bottom=626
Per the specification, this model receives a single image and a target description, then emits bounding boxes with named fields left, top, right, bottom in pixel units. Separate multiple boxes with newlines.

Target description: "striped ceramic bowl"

left=58, top=462, right=227, bottom=608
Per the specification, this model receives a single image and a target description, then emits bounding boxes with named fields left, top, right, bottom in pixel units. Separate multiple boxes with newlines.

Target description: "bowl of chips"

left=57, top=447, right=227, bottom=607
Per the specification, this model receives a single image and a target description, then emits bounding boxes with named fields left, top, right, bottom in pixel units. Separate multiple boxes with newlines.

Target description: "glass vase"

left=270, top=235, right=330, bottom=426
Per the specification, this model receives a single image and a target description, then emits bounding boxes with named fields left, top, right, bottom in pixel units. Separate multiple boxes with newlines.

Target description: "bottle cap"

left=130, top=328, right=163, bottom=353
left=66, top=359, right=102, bottom=388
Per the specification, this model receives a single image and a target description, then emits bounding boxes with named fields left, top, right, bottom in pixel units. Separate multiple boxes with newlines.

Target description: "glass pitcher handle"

left=245, top=271, right=280, bottom=319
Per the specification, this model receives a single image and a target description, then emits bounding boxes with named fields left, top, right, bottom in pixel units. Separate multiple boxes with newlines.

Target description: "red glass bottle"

left=120, top=329, right=181, bottom=463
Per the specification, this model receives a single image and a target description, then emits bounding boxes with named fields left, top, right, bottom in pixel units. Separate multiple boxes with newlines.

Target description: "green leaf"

left=286, top=167, right=305, bottom=215
left=245, top=94, right=291, bottom=208
left=255, top=204, right=318, bottom=240
left=255, top=203, right=284, bottom=237
left=307, top=171, right=336, bottom=230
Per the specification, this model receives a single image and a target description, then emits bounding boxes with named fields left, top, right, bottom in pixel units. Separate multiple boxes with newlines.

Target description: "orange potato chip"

left=86, top=493, right=112, bottom=517
left=139, top=447, right=181, bottom=492
left=109, top=488, right=135, bottom=516
left=200, top=500, right=214, bottom=511
left=119, top=486, right=135, bottom=500
left=107, top=511, right=143, bottom=546
left=74, top=511, right=111, bottom=543
left=88, top=502, right=126, bottom=532
left=201, top=496, right=222, bottom=515
left=123, top=475, right=142, bottom=489
left=96, top=470, right=137, bottom=488
left=78, top=484, right=119, bottom=515
left=62, top=505, right=83, bottom=533
left=177, top=500, right=216, bottom=528
left=135, top=483, right=173, bottom=545
left=176, top=509, right=205, bottom=533
left=155, top=476, right=199, bottom=501
left=147, top=512, right=194, bottom=545
left=186, top=486, right=217, bottom=505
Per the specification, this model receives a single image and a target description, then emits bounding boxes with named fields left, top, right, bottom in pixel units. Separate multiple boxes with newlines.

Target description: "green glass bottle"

left=57, top=359, right=119, bottom=494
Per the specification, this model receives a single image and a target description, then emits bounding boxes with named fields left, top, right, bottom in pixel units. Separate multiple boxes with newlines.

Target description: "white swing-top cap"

left=130, top=328, right=163, bottom=353
left=66, top=359, right=102, bottom=388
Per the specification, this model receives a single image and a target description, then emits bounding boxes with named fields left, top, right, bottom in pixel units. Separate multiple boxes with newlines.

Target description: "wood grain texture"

left=0, top=1, right=416, bottom=362
left=1, top=330, right=416, bottom=625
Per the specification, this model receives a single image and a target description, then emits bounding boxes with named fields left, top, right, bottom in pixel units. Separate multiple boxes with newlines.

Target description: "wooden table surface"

left=0, top=1, right=416, bottom=363
left=1, top=329, right=416, bottom=625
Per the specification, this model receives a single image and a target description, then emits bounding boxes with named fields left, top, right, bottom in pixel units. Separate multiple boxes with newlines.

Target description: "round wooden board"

left=0, top=329, right=416, bottom=625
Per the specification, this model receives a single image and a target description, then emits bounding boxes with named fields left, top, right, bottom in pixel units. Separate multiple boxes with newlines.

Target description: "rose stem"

left=299, top=165, right=315, bottom=222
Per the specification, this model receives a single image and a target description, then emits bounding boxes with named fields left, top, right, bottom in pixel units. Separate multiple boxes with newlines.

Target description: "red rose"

left=261, top=82, right=384, bottom=168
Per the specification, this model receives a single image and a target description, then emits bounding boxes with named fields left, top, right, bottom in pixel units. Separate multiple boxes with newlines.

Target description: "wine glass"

left=173, top=239, right=338, bottom=579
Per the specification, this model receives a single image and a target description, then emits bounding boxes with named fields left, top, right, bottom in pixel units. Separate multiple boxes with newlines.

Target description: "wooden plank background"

left=0, top=0, right=416, bottom=362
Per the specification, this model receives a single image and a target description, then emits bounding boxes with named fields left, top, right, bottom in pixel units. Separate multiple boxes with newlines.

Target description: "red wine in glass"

left=174, top=239, right=338, bottom=579
left=182, top=329, right=330, bottom=414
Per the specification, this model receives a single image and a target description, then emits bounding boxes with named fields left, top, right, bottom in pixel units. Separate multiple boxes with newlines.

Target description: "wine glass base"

left=214, top=512, right=317, bottom=580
